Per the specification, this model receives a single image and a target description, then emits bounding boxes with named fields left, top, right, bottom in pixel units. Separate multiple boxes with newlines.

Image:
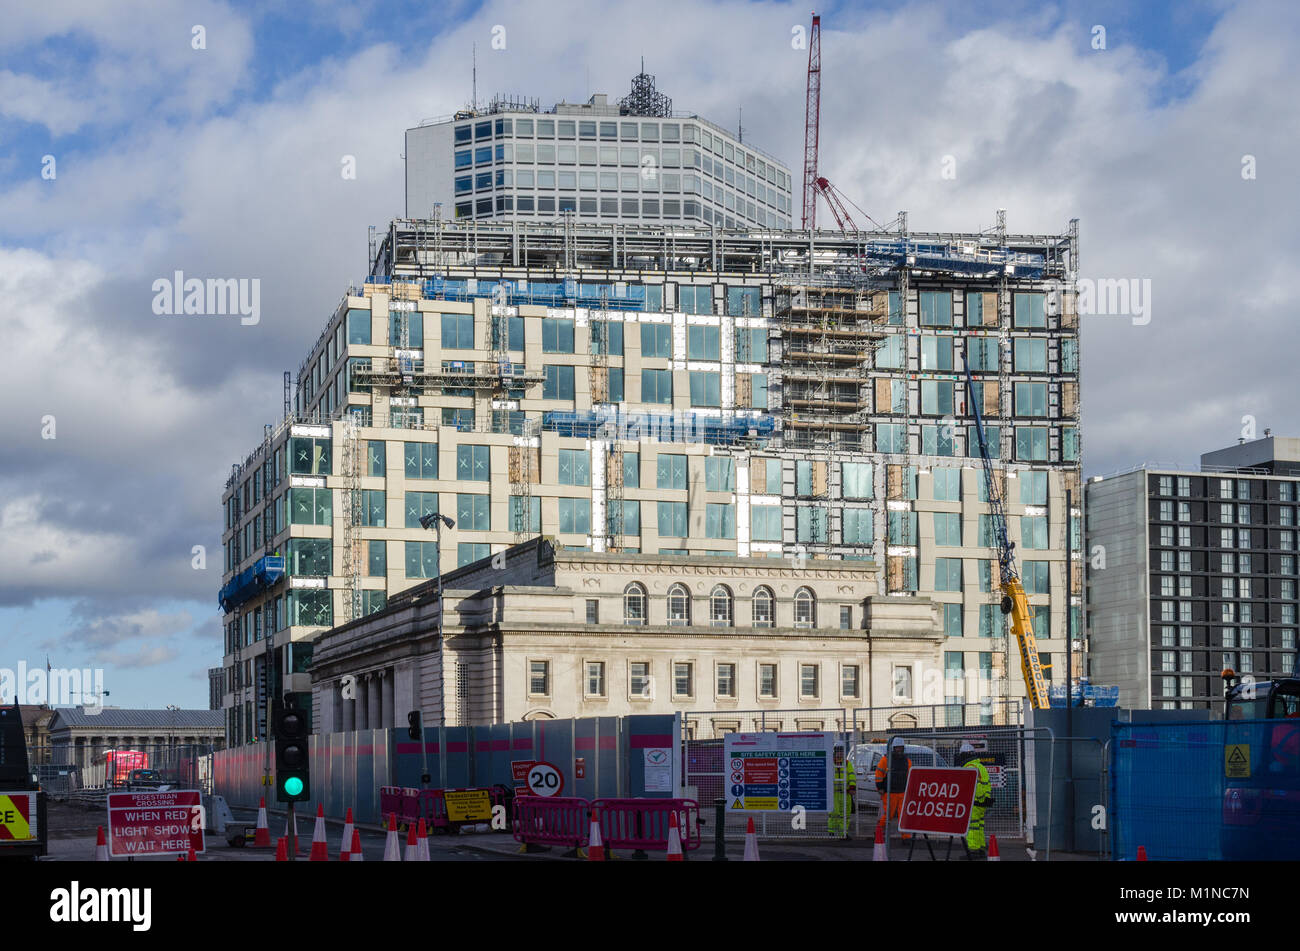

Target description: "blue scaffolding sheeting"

left=541, top=410, right=775, bottom=445
left=218, top=555, right=285, bottom=614
left=1048, top=679, right=1120, bottom=708
left=419, top=277, right=649, bottom=311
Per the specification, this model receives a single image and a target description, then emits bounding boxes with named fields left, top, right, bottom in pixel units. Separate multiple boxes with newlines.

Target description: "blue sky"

left=0, top=0, right=1294, bottom=709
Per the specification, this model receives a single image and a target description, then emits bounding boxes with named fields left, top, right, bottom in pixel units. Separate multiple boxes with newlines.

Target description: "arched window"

left=624, top=583, right=647, bottom=626
left=794, top=587, right=816, bottom=629
left=752, top=586, right=774, bottom=628
left=668, top=584, right=691, bottom=626
left=710, top=585, right=733, bottom=627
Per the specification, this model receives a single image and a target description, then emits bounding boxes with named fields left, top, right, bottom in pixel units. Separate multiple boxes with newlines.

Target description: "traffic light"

left=407, top=710, right=423, bottom=741
left=273, top=700, right=310, bottom=803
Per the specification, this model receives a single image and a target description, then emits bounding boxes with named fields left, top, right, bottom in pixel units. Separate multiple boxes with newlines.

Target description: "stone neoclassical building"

left=311, top=538, right=946, bottom=733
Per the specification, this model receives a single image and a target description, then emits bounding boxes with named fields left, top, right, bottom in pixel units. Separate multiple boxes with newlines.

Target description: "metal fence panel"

left=680, top=709, right=846, bottom=840
left=866, top=728, right=1027, bottom=844
left=29, top=743, right=218, bottom=797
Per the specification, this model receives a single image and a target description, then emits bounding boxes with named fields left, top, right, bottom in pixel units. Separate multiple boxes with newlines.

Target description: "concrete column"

left=381, top=670, right=395, bottom=729
left=366, top=673, right=380, bottom=731
left=355, top=677, right=369, bottom=731
left=342, top=678, right=356, bottom=733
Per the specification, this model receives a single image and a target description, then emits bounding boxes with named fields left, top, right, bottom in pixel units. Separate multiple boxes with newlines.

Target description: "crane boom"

left=963, top=363, right=1051, bottom=710
left=801, top=13, right=821, bottom=230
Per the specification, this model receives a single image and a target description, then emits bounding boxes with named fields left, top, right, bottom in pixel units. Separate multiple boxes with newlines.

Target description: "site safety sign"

left=0, top=792, right=38, bottom=842
left=897, top=767, right=977, bottom=837
left=723, top=731, right=833, bottom=812
left=107, top=790, right=205, bottom=857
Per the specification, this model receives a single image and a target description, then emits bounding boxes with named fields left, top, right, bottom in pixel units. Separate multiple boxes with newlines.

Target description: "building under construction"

left=217, top=213, right=1081, bottom=743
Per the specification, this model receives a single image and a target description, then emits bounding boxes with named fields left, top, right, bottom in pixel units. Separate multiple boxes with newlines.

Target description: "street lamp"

left=419, top=512, right=455, bottom=730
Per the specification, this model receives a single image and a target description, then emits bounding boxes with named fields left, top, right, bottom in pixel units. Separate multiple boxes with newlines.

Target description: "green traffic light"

left=283, top=776, right=304, bottom=797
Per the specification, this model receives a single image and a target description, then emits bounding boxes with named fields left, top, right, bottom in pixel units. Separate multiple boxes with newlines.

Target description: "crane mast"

left=964, top=363, right=1051, bottom=710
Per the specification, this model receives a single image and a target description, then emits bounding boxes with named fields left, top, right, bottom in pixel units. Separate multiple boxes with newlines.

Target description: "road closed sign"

left=107, top=791, right=205, bottom=857
left=525, top=761, right=564, bottom=797
left=898, top=767, right=977, bottom=837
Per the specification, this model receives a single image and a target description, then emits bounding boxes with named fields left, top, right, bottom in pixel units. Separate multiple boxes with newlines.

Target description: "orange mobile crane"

left=964, top=363, right=1051, bottom=710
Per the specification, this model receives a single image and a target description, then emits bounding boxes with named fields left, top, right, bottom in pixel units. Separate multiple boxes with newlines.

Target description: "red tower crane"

left=801, top=13, right=822, bottom=230
left=801, top=13, right=879, bottom=234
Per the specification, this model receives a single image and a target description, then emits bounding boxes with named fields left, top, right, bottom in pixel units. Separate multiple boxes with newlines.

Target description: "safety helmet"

left=959, top=741, right=976, bottom=755
left=889, top=736, right=905, bottom=749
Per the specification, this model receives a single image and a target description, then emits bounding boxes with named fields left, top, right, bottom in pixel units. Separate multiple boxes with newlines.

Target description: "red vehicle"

left=104, top=750, right=148, bottom=788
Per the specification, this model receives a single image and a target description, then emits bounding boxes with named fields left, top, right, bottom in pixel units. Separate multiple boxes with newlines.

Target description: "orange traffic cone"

left=177, top=851, right=186, bottom=861
left=254, top=798, right=271, bottom=848
left=667, top=811, right=684, bottom=861
left=187, top=844, right=197, bottom=862
left=339, top=807, right=355, bottom=861
left=987, top=835, right=1000, bottom=862
left=383, top=813, right=402, bottom=861
left=872, top=822, right=888, bottom=861
left=94, top=826, right=110, bottom=861
left=309, top=804, right=329, bottom=862
left=349, top=827, right=364, bottom=862
left=284, top=813, right=301, bottom=855
left=416, top=817, right=430, bottom=862
left=404, top=820, right=419, bottom=861
left=586, top=811, right=605, bottom=861
left=1136, top=845, right=1148, bottom=862
left=275, top=837, right=288, bottom=862
left=743, top=816, right=760, bottom=862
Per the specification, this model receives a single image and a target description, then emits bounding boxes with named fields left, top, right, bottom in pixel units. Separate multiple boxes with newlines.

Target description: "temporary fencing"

left=31, top=743, right=217, bottom=796
left=681, top=708, right=848, bottom=841
left=1110, top=718, right=1300, bottom=862
left=512, top=797, right=596, bottom=852
left=213, top=713, right=676, bottom=825
left=865, top=727, right=1029, bottom=846
left=592, top=798, right=700, bottom=853
left=511, top=796, right=701, bottom=855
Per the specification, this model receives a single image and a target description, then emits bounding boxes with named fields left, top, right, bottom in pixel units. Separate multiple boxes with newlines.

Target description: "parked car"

left=849, top=743, right=950, bottom=810
left=126, top=768, right=170, bottom=791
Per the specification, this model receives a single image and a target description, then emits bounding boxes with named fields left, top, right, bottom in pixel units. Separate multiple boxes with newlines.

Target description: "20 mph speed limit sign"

left=526, top=762, right=564, bottom=797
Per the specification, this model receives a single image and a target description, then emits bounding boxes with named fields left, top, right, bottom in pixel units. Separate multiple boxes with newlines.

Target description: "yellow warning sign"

left=0, top=794, right=34, bottom=841
left=1225, top=744, right=1251, bottom=778
left=444, top=789, right=493, bottom=823
left=731, top=799, right=745, bottom=810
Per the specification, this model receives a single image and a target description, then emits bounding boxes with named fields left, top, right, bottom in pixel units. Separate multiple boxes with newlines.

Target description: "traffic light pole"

left=287, top=801, right=296, bottom=862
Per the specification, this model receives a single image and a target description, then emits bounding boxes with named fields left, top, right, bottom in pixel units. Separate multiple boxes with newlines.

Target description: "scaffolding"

left=339, top=413, right=363, bottom=624
left=619, top=62, right=671, bottom=117
left=775, top=280, right=888, bottom=453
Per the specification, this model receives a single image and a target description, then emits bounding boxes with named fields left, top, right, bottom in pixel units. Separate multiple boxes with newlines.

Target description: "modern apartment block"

left=404, top=69, right=794, bottom=229
left=218, top=217, right=1081, bottom=744
left=1086, top=435, right=1300, bottom=710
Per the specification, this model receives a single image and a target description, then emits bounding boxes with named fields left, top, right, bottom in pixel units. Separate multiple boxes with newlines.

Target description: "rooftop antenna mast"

left=472, top=42, right=477, bottom=112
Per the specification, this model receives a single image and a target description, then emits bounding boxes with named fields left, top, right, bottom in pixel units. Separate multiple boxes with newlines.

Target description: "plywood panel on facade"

left=508, top=446, right=540, bottom=482
left=1062, top=382, right=1079, bottom=417
left=983, top=292, right=999, bottom=326
left=875, top=378, right=892, bottom=413
left=1061, top=291, right=1078, bottom=328
left=887, top=464, right=904, bottom=500
left=983, top=381, right=999, bottom=416
left=736, top=373, right=752, bottom=406
left=812, top=461, right=828, bottom=496
left=590, top=366, right=608, bottom=403
left=887, top=556, right=906, bottom=592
